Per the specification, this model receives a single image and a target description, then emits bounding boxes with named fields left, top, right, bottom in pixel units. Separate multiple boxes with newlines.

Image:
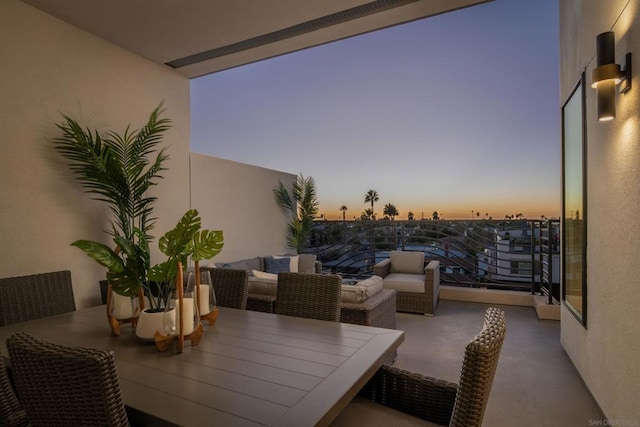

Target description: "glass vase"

left=190, top=269, right=217, bottom=316
left=162, top=272, right=200, bottom=337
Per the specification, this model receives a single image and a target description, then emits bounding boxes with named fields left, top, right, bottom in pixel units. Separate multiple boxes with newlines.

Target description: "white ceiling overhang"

left=21, top=0, right=492, bottom=78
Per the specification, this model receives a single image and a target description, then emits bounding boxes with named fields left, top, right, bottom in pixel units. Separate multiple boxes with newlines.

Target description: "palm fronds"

left=274, top=173, right=319, bottom=253
left=53, top=102, right=171, bottom=242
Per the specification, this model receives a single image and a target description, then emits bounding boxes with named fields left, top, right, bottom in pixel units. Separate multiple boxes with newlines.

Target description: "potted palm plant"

left=273, top=173, right=319, bottom=254
left=53, top=103, right=170, bottom=334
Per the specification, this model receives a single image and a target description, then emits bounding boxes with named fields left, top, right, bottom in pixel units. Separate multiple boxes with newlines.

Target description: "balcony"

left=307, top=219, right=560, bottom=295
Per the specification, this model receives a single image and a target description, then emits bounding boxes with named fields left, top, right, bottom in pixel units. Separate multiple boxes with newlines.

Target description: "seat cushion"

left=217, top=257, right=262, bottom=271
left=248, top=275, right=278, bottom=296
left=382, top=273, right=425, bottom=293
left=341, top=276, right=384, bottom=303
left=390, top=251, right=425, bottom=274
left=248, top=274, right=384, bottom=303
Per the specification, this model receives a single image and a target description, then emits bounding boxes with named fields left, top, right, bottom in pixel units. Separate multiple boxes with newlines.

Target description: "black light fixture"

left=591, top=31, right=632, bottom=121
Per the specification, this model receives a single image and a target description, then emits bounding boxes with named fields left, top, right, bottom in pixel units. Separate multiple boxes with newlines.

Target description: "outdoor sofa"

left=209, top=254, right=397, bottom=330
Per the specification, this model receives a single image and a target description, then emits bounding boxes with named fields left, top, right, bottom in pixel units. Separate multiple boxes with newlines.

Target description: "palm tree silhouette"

left=363, top=208, right=375, bottom=220
left=340, top=205, right=348, bottom=221
left=383, top=203, right=398, bottom=220
left=364, top=190, right=379, bottom=217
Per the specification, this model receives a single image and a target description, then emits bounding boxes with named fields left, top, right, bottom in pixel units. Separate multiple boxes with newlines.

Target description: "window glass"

left=562, top=74, right=587, bottom=325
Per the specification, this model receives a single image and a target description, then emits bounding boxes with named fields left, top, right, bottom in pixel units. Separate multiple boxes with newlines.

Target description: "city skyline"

left=190, top=0, right=560, bottom=220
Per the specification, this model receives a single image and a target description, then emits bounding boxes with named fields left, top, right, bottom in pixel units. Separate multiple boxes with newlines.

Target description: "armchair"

left=7, top=332, right=129, bottom=426
left=335, top=308, right=507, bottom=427
left=374, top=251, right=440, bottom=315
left=0, top=270, right=76, bottom=326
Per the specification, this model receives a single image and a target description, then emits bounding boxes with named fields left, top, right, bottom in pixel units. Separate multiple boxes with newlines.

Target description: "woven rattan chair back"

left=206, top=268, right=249, bottom=310
left=449, top=307, right=506, bottom=427
left=6, top=332, right=129, bottom=427
left=0, top=351, right=28, bottom=426
left=358, top=307, right=506, bottom=426
left=275, top=273, right=342, bottom=322
left=0, top=270, right=76, bottom=326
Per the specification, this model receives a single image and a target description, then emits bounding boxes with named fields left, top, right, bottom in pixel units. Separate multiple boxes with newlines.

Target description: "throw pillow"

left=297, top=254, right=317, bottom=274
left=273, top=255, right=299, bottom=272
left=390, top=251, right=425, bottom=274
left=264, top=257, right=291, bottom=274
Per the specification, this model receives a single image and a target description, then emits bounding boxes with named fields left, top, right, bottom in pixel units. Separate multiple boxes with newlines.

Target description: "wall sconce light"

left=591, top=31, right=632, bottom=121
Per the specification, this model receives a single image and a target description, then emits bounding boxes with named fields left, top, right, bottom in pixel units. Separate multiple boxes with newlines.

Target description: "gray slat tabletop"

left=0, top=304, right=403, bottom=427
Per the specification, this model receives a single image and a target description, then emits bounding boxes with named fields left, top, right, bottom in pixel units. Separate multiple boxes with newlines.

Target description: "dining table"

left=0, top=304, right=404, bottom=426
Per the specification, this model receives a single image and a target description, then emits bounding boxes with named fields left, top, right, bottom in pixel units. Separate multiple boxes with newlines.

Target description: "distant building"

left=480, top=222, right=559, bottom=286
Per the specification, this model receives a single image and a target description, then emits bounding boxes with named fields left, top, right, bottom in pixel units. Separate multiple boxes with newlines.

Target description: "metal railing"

left=305, top=219, right=560, bottom=294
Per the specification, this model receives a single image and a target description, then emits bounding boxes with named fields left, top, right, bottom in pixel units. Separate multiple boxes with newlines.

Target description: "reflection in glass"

left=562, top=76, right=586, bottom=322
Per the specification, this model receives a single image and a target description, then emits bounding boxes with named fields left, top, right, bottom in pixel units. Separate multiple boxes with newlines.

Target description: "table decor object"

left=155, top=264, right=203, bottom=352
left=106, top=284, right=144, bottom=336
left=192, top=262, right=218, bottom=325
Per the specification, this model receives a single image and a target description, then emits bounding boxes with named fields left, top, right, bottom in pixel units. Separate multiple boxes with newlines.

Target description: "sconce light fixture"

left=591, top=31, right=632, bottom=121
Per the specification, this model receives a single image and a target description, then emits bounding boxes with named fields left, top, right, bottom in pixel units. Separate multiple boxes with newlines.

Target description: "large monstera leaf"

left=158, top=209, right=201, bottom=260
left=146, top=209, right=225, bottom=304
left=188, top=230, right=224, bottom=262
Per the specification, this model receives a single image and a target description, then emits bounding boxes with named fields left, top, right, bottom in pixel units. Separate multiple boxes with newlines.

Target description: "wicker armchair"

left=0, top=270, right=76, bottom=326
left=341, top=308, right=506, bottom=426
left=0, top=352, right=28, bottom=427
left=374, top=251, right=440, bottom=315
left=6, top=332, right=129, bottom=427
left=202, top=267, right=249, bottom=310
left=275, top=272, right=342, bottom=322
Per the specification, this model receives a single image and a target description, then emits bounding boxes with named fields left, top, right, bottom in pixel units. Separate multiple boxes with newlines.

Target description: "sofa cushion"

left=297, top=254, right=317, bottom=274
left=248, top=275, right=277, bottom=296
left=218, top=257, right=262, bottom=272
left=252, top=270, right=277, bottom=281
left=390, top=251, right=424, bottom=275
left=264, top=257, right=290, bottom=274
left=341, top=276, right=384, bottom=303
left=272, top=255, right=299, bottom=273
left=382, top=273, right=425, bottom=293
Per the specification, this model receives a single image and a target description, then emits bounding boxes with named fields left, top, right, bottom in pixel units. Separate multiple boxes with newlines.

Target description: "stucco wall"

left=0, top=0, right=190, bottom=308
left=560, top=0, right=640, bottom=420
left=189, top=153, right=296, bottom=262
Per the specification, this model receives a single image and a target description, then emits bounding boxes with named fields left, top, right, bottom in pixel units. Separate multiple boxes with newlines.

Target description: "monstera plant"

left=75, top=209, right=224, bottom=311
left=147, top=209, right=224, bottom=311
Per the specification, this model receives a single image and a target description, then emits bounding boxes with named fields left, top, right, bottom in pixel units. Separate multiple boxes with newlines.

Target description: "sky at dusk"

left=190, top=0, right=560, bottom=220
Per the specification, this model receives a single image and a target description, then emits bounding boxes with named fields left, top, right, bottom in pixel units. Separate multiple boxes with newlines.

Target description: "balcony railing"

left=305, top=219, right=560, bottom=299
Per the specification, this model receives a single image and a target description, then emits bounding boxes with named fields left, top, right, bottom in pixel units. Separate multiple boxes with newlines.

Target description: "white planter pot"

left=136, top=308, right=174, bottom=341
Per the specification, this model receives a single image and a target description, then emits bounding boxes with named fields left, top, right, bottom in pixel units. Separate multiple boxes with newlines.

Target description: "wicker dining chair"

left=0, top=351, right=28, bottom=427
left=338, top=307, right=507, bottom=427
left=6, top=332, right=130, bottom=427
left=202, top=267, right=249, bottom=310
left=0, top=270, right=76, bottom=326
left=275, top=272, right=342, bottom=322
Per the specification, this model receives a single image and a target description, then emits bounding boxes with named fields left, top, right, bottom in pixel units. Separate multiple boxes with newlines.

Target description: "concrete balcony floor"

left=333, top=300, right=603, bottom=426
